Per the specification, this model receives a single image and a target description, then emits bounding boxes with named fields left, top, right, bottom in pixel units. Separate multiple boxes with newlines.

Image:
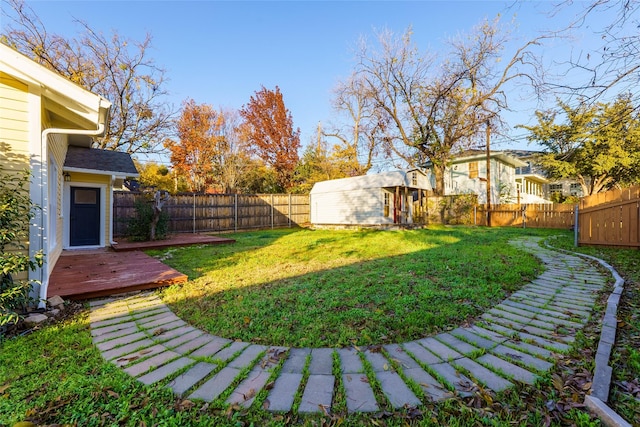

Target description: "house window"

left=468, top=162, right=478, bottom=179
left=383, top=192, right=390, bottom=217
left=411, top=171, right=417, bottom=186
left=549, top=183, right=563, bottom=193
left=570, top=183, right=582, bottom=196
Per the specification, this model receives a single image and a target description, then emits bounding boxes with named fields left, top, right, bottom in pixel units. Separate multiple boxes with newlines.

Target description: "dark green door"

left=70, top=187, right=100, bottom=246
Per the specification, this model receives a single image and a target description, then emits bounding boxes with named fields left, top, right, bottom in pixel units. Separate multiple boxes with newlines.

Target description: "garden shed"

left=310, top=169, right=432, bottom=227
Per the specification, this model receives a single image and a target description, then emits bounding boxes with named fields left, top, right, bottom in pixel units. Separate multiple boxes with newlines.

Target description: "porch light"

left=63, top=172, right=71, bottom=182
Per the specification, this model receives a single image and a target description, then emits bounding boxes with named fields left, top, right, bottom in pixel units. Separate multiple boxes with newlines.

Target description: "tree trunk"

left=150, top=190, right=169, bottom=241
left=431, top=164, right=447, bottom=224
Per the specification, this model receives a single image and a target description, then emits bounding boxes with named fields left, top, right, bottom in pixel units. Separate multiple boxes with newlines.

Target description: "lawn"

left=1, top=226, right=622, bottom=426
left=152, top=226, right=549, bottom=348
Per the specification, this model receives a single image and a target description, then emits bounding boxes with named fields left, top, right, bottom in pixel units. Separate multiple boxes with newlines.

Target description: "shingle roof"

left=64, top=146, right=138, bottom=176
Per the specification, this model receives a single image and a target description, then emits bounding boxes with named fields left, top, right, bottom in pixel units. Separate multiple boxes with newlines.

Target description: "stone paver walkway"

left=89, top=237, right=608, bottom=413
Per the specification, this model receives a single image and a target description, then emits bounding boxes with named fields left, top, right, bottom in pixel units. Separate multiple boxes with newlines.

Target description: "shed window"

left=411, top=171, right=417, bottom=186
left=468, top=162, right=479, bottom=179
left=383, top=192, right=390, bottom=217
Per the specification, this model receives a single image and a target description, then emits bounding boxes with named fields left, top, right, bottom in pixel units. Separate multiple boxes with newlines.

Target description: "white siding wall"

left=311, top=188, right=391, bottom=225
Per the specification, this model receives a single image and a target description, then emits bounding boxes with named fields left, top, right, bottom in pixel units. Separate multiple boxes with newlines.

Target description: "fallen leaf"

left=242, top=388, right=256, bottom=401
left=107, top=390, right=120, bottom=399
left=153, top=328, right=167, bottom=336
left=262, top=399, right=270, bottom=410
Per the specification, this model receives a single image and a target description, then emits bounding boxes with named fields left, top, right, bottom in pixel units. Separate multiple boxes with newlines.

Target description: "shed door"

left=69, top=187, right=100, bottom=246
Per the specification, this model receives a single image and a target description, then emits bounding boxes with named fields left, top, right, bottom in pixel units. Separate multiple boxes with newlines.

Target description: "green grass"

left=152, top=226, right=552, bottom=348
left=1, top=226, right=614, bottom=426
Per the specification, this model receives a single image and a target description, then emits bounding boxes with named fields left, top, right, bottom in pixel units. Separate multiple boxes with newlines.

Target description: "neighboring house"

left=423, top=150, right=537, bottom=204
left=310, top=169, right=431, bottom=227
left=507, top=150, right=584, bottom=201
left=506, top=150, right=551, bottom=204
left=0, top=44, right=139, bottom=305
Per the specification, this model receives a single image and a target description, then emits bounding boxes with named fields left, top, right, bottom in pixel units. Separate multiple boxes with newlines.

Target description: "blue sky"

left=3, top=1, right=610, bottom=166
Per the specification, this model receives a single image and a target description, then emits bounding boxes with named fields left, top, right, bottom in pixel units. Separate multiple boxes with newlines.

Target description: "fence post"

left=574, top=204, right=579, bottom=247
left=234, top=194, right=238, bottom=232
left=271, top=194, right=274, bottom=229
left=192, top=193, right=196, bottom=234
left=288, top=194, right=292, bottom=228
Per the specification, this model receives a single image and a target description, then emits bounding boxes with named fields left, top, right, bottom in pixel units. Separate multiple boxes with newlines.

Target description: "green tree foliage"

left=135, top=161, right=177, bottom=193
left=523, top=95, right=640, bottom=194
left=236, top=159, right=280, bottom=194
left=291, top=142, right=362, bottom=194
left=0, top=167, right=44, bottom=326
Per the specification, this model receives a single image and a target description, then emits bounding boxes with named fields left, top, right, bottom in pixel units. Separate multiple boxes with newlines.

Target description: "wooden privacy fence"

left=473, top=204, right=576, bottom=229
left=578, top=186, right=640, bottom=248
left=113, top=192, right=310, bottom=237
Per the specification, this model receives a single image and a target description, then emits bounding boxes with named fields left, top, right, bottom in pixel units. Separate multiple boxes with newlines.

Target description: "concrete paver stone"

left=342, top=373, right=379, bottom=412
left=168, top=362, right=217, bottom=397
left=298, top=375, right=335, bottom=413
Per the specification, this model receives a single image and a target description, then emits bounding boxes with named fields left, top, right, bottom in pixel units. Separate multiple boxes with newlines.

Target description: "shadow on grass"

left=154, top=226, right=571, bottom=348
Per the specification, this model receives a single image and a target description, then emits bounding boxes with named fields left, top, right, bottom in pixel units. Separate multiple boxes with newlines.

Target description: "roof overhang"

left=516, top=174, right=549, bottom=184
left=0, top=43, right=111, bottom=134
left=452, top=152, right=528, bottom=168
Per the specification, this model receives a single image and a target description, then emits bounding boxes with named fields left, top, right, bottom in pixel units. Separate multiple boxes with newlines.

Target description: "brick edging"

left=544, top=238, right=631, bottom=427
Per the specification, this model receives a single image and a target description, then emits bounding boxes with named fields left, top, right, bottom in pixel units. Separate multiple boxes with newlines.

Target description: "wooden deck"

left=48, top=234, right=234, bottom=300
left=112, top=233, right=235, bottom=251
left=48, top=250, right=188, bottom=300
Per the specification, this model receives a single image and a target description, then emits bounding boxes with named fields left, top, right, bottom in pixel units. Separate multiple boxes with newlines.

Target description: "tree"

left=214, top=109, right=251, bottom=193
left=240, top=86, right=301, bottom=191
left=553, top=1, right=640, bottom=104
left=165, top=99, right=224, bottom=192
left=135, top=161, right=190, bottom=193
left=522, top=95, right=640, bottom=194
left=325, top=72, right=382, bottom=174
left=2, top=0, right=174, bottom=154
left=236, top=158, right=280, bottom=194
left=350, top=21, right=543, bottom=195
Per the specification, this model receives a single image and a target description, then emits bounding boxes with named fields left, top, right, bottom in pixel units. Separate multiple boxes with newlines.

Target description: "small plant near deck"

left=0, top=167, right=43, bottom=328
left=126, top=192, right=169, bottom=241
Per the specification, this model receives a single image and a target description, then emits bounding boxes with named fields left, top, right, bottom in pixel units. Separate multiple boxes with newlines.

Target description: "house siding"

left=448, top=158, right=519, bottom=204
left=0, top=72, right=30, bottom=168
left=0, top=72, right=31, bottom=281
left=46, top=133, right=68, bottom=273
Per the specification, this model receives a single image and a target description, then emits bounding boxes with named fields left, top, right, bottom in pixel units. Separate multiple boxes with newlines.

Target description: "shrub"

left=126, top=195, right=169, bottom=241
left=0, top=167, right=44, bottom=327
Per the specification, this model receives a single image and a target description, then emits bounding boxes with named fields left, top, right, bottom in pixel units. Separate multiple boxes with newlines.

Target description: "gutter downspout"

left=34, top=103, right=108, bottom=307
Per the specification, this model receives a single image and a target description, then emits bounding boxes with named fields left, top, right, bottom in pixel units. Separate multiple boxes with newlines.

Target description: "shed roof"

left=64, top=146, right=138, bottom=177
left=310, top=169, right=429, bottom=194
